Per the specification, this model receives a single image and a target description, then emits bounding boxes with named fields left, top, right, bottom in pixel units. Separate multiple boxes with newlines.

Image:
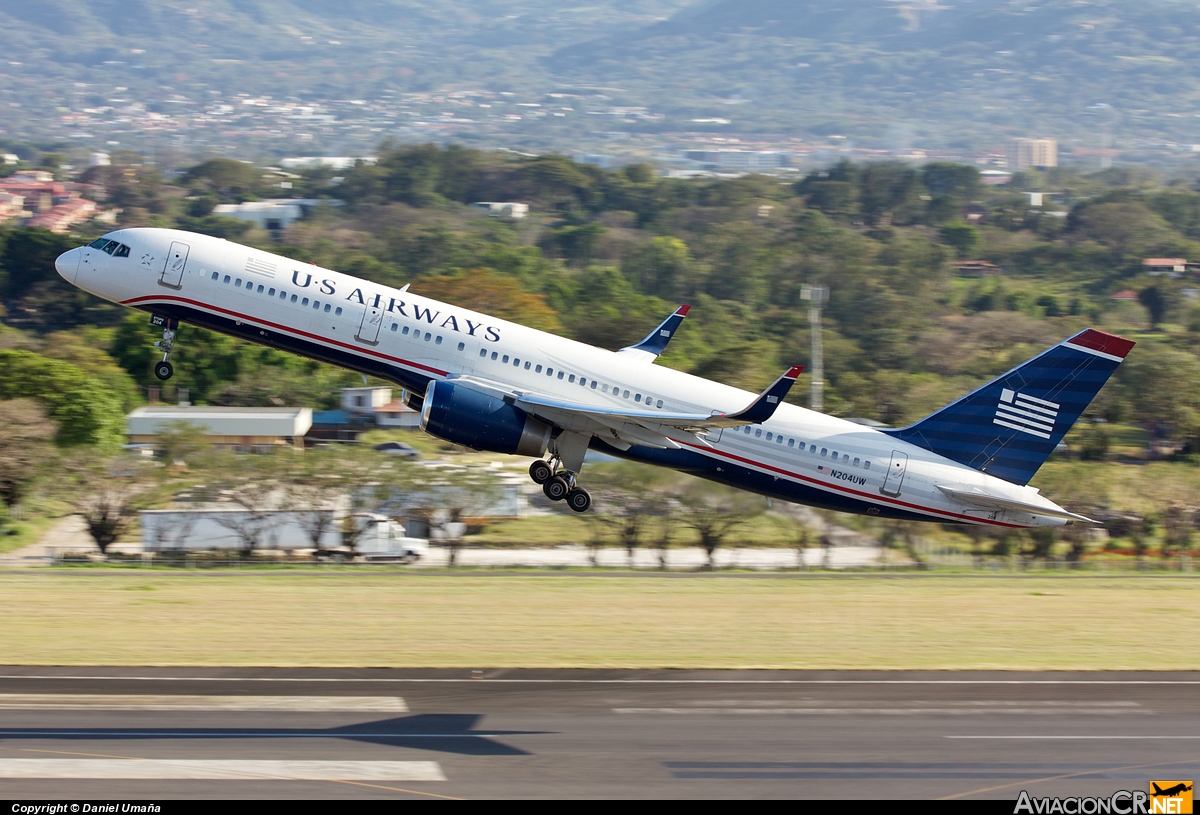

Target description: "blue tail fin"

left=881, top=329, right=1134, bottom=485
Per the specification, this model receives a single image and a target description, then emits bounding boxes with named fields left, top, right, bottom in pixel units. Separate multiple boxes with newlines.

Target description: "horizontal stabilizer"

left=617, top=305, right=690, bottom=363
left=883, top=329, right=1134, bottom=486
left=936, top=485, right=1095, bottom=523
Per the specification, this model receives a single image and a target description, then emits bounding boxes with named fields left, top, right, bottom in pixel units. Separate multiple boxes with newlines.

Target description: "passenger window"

left=832, top=451, right=839, bottom=460
left=324, top=304, right=331, bottom=312
left=547, top=368, right=554, bottom=376
left=623, top=390, right=630, bottom=398
left=777, top=436, right=784, bottom=444
left=864, top=461, right=871, bottom=470
left=744, top=426, right=751, bottom=434
left=313, top=300, right=320, bottom=309
left=290, top=294, right=297, bottom=302
left=302, top=297, right=309, bottom=306
left=391, top=324, right=398, bottom=332
left=579, top=378, right=586, bottom=386
left=853, top=457, right=860, bottom=466
left=514, top=358, right=520, bottom=366
left=558, top=372, right=565, bottom=380
left=225, top=276, right=232, bottom=284
left=656, top=399, right=662, bottom=407
left=280, top=291, right=287, bottom=299
left=435, top=336, right=442, bottom=344
left=502, top=355, right=509, bottom=363
left=491, top=351, right=498, bottom=360
left=236, top=278, right=242, bottom=286
left=788, top=439, right=795, bottom=447
left=212, top=272, right=219, bottom=281
left=479, top=348, right=486, bottom=357
left=268, top=288, right=275, bottom=296
left=258, top=285, right=265, bottom=293
left=458, top=342, right=466, bottom=351
left=635, top=393, right=642, bottom=402
left=810, top=445, right=817, bottom=453
left=424, top=332, right=431, bottom=341
left=569, top=375, right=575, bottom=383
left=536, top=365, right=543, bottom=373
left=525, top=362, right=532, bottom=370
left=335, top=307, right=342, bottom=315
left=755, top=429, right=763, bottom=438
left=403, top=326, right=410, bottom=335
left=821, top=448, right=827, bottom=456
left=766, top=432, right=773, bottom=441
left=592, top=382, right=598, bottom=389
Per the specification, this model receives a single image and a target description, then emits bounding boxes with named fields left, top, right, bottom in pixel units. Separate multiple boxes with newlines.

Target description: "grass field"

left=1, top=572, right=1195, bottom=670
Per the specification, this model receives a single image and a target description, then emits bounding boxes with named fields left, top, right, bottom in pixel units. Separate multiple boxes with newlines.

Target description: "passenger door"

left=880, top=450, right=909, bottom=496
left=159, top=241, right=190, bottom=289
left=355, top=301, right=384, bottom=345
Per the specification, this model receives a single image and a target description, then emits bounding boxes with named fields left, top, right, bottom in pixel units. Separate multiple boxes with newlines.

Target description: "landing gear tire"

left=154, top=361, right=174, bottom=381
left=529, top=460, right=553, bottom=485
left=543, top=476, right=570, bottom=501
left=566, top=488, right=591, bottom=513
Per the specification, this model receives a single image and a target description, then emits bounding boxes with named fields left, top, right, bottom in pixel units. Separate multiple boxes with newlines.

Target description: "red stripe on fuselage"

left=677, top=440, right=1026, bottom=528
left=122, top=294, right=450, bottom=377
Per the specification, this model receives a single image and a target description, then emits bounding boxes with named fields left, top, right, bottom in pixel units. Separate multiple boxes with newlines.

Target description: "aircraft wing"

left=512, top=366, right=804, bottom=450
left=615, top=305, right=690, bottom=363
left=936, top=485, right=1095, bottom=523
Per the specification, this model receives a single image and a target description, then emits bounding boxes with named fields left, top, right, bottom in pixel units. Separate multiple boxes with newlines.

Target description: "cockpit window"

left=89, top=238, right=130, bottom=257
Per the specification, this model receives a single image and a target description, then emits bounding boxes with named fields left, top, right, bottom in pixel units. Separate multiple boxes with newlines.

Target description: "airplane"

left=56, top=228, right=1133, bottom=524
left=1152, top=783, right=1193, bottom=798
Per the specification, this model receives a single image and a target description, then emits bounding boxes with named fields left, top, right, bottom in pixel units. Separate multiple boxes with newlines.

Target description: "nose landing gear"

left=529, top=458, right=591, bottom=513
left=150, top=314, right=179, bottom=381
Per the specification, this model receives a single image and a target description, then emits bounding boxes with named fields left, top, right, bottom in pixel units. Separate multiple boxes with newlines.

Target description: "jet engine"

left=420, top=380, right=552, bottom=457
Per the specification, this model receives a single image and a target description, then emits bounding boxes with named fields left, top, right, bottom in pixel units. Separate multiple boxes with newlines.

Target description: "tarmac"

left=0, top=668, right=1194, bottom=799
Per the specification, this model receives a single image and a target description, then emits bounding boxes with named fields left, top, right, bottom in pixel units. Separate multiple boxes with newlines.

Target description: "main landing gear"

left=151, top=315, right=178, bottom=381
left=529, top=458, right=591, bottom=513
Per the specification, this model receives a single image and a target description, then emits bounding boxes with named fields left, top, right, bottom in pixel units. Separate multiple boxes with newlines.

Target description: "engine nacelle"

left=420, top=380, right=552, bottom=457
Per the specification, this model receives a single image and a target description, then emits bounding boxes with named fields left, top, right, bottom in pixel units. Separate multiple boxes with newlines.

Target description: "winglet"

left=617, top=305, right=691, bottom=362
left=723, top=366, right=803, bottom=425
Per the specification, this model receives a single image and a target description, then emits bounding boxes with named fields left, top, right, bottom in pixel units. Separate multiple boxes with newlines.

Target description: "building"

left=24, top=197, right=97, bottom=233
left=1142, top=258, right=1190, bottom=278
left=126, top=406, right=313, bottom=453
left=980, top=169, right=1013, bottom=186
left=469, top=202, right=528, bottom=219
left=955, top=260, right=1003, bottom=277
left=341, top=386, right=420, bottom=428
left=211, top=199, right=327, bottom=234
left=1007, top=138, right=1058, bottom=170
left=683, top=150, right=792, bottom=172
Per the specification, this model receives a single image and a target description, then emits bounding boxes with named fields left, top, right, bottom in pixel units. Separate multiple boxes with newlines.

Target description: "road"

left=0, top=669, right=1195, bottom=799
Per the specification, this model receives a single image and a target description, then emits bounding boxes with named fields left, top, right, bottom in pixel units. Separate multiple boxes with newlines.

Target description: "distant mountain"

left=5, top=0, right=1200, bottom=156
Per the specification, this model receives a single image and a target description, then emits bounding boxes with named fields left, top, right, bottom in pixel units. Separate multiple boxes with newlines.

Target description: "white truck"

left=324, top=513, right=429, bottom=563
left=139, top=509, right=427, bottom=563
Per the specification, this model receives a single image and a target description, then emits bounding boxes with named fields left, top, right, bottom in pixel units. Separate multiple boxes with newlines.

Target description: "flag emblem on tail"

left=994, top=388, right=1059, bottom=439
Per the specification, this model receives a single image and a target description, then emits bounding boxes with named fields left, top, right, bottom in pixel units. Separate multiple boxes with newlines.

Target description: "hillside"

left=4, top=0, right=1200, bottom=157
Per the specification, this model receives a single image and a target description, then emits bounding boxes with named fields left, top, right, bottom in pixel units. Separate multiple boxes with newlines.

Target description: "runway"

left=0, top=668, right=1195, bottom=799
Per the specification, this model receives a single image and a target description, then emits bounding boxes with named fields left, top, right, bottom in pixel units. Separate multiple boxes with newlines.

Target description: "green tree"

left=0, top=351, right=125, bottom=448
left=0, top=399, right=57, bottom=513
left=939, top=222, right=981, bottom=259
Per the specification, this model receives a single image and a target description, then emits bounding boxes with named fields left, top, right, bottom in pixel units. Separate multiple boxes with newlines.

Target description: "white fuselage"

left=57, top=228, right=1071, bottom=528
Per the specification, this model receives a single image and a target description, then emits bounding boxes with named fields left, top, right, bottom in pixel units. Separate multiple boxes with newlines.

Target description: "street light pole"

left=800, top=284, right=828, bottom=413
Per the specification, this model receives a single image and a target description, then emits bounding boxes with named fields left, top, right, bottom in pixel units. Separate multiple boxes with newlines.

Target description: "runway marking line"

left=937, top=756, right=1200, bottom=801
left=0, top=694, right=408, bottom=711
left=948, top=736, right=1200, bottom=740
left=13, top=748, right=459, bottom=800
left=0, top=675, right=1198, bottom=685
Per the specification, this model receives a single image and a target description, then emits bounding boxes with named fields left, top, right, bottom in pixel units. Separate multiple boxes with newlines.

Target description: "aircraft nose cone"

left=55, top=247, right=80, bottom=283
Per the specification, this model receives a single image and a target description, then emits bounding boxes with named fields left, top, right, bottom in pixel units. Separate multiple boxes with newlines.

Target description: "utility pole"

left=801, top=284, right=828, bottom=412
